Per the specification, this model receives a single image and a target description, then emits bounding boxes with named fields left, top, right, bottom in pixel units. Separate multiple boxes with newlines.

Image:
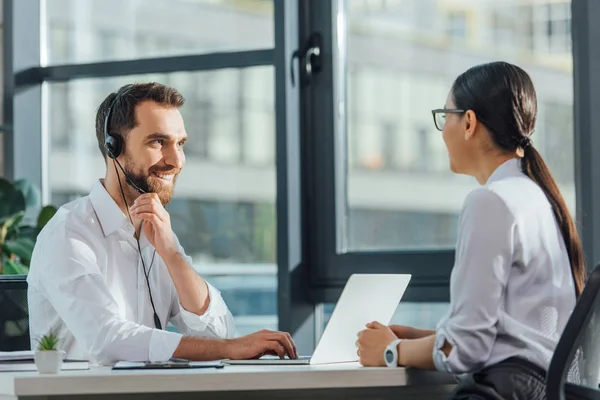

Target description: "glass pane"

left=322, top=302, right=449, bottom=336
left=44, top=0, right=274, bottom=65
left=342, top=0, right=574, bottom=251
left=47, top=67, right=276, bottom=335
left=0, top=134, right=3, bottom=177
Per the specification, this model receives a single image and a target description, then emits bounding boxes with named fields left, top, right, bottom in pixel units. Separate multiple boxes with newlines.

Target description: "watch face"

left=385, top=349, right=394, bottom=363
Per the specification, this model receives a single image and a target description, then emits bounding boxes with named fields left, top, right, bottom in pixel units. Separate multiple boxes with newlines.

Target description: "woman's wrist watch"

left=384, top=339, right=403, bottom=368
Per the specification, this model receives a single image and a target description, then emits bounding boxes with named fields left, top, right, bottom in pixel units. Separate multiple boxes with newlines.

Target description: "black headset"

left=103, top=84, right=162, bottom=330
left=104, top=84, right=132, bottom=160
left=103, top=85, right=147, bottom=194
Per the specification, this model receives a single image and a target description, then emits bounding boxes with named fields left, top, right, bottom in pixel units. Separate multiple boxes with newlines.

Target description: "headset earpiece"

left=105, top=133, right=122, bottom=160
left=103, top=84, right=133, bottom=160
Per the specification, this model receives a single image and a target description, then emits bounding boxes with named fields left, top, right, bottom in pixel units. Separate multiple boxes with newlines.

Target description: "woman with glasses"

left=356, top=61, right=585, bottom=399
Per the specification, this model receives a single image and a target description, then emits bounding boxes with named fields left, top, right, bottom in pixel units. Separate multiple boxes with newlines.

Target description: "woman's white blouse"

left=433, top=158, right=576, bottom=374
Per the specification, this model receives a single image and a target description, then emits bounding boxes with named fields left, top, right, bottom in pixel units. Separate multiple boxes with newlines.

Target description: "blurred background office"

left=1, top=0, right=590, bottom=350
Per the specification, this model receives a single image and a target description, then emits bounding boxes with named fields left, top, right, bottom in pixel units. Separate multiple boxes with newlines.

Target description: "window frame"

left=300, top=0, right=594, bottom=305
left=300, top=0, right=454, bottom=304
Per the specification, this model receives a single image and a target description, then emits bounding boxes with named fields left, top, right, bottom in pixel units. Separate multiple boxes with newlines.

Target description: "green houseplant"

left=35, top=331, right=60, bottom=351
left=34, top=331, right=65, bottom=374
left=0, top=177, right=57, bottom=351
left=0, top=177, right=57, bottom=275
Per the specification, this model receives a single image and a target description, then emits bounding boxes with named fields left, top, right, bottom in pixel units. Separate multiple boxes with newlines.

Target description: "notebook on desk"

left=0, top=350, right=35, bottom=362
left=113, top=360, right=223, bottom=370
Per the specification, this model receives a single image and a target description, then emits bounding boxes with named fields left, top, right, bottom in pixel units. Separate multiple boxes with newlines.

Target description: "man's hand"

left=356, top=321, right=397, bottom=367
left=226, top=330, right=298, bottom=360
left=130, top=193, right=177, bottom=258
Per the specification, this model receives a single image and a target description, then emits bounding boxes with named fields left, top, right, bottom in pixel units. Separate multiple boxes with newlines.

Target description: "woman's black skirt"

left=450, top=357, right=547, bottom=400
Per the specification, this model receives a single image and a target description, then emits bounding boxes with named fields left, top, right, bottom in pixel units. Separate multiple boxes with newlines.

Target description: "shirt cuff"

left=148, top=329, right=183, bottom=362
left=433, top=330, right=453, bottom=373
left=178, top=282, right=231, bottom=337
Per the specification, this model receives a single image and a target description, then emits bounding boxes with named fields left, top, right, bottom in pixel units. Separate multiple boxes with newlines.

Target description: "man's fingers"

left=135, top=213, right=161, bottom=226
left=132, top=195, right=165, bottom=212
left=284, top=332, right=297, bottom=358
left=132, top=195, right=157, bottom=206
left=267, top=333, right=295, bottom=359
left=131, top=205, right=166, bottom=222
left=131, top=204, right=159, bottom=214
left=265, top=341, right=285, bottom=359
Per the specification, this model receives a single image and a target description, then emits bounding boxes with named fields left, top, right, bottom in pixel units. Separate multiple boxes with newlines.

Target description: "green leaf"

left=0, top=212, right=25, bottom=245
left=2, top=212, right=25, bottom=233
left=0, top=178, right=26, bottom=219
left=13, top=179, right=41, bottom=209
left=4, top=237, right=35, bottom=263
left=35, top=331, right=60, bottom=350
left=3, top=259, right=28, bottom=275
left=17, top=225, right=39, bottom=242
left=37, top=205, right=57, bottom=231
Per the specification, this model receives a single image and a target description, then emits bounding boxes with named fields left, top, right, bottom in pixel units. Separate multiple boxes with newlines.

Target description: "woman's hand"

left=356, top=321, right=398, bottom=367
left=389, top=325, right=435, bottom=340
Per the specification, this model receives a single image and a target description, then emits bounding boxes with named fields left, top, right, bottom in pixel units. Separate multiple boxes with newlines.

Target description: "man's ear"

left=464, top=110, right=478, bottom=140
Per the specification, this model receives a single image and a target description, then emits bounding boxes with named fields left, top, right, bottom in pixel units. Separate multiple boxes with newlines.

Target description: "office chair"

left=0, top=275, right=30, bottom=351
left=547, top=264, right=600, bottom=400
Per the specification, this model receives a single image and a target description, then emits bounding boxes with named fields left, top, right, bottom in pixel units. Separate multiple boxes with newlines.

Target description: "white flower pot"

left=34, top=350, right=66, bottom=374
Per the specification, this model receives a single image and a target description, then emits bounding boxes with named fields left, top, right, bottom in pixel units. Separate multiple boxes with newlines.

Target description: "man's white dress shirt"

left=27, top=180, right=235, bottom=365
left=433, top=158, right=577, bottom=374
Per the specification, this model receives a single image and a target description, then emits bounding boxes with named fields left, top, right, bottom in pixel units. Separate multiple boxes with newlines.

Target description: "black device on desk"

left=112, top=358, right=224, bottom=370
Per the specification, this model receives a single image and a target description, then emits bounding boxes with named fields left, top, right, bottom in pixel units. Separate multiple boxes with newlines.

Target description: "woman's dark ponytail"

left=521, top=146, right=585, bottom=295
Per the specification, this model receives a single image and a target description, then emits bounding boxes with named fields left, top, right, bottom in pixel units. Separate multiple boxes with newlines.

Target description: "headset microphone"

left=113, top=157, right=146, bottom=194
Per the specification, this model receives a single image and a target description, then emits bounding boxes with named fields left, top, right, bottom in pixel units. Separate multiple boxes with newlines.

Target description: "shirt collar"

left=89, top=180, right=132, bottom=237
left=486, top=158, right=523, bottom=185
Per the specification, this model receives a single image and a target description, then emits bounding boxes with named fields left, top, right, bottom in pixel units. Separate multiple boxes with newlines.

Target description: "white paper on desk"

left=114, top=361, right=222, bottom=368
left=0, top=360, right=89, bottom=372
left=0, top=350, right=34, bottom=361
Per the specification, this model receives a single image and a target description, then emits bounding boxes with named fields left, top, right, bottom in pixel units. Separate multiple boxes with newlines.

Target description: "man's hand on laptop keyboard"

left=225, top=330, right=298, bottom=360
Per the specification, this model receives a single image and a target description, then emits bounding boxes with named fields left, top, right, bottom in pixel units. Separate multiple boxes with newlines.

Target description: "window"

left=47, top=68, right=277, bottom=335
left=44, top=0, right=274, bottom=64
left=492, top=8, right=516, bottom=47
left=547, top=3, right=571, bottom=54
left=0, top=134, right=3, bottom=177
left=300, top=0, right=576, bottom=308
left=529, top=1, right=572, bottom=56
left=343, top=0, right=575, bottom=252
left=540, top=101, right=575, bottom=204
left=446, top=11, right=468, bottom=42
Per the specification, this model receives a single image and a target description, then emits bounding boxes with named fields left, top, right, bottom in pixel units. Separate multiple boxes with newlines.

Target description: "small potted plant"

left=34, top=332, right=65, bottom=374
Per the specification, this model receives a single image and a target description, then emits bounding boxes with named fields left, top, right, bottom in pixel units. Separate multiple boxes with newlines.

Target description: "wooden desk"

left=0, top=362, right=457, bottom=400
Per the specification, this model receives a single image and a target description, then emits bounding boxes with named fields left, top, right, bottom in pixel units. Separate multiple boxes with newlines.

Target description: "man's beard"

left=120, top=157, right=179, bottom=205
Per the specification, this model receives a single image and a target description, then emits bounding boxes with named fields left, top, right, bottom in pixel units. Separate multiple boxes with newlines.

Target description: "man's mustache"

left=149, top=167, right=180, bottom=175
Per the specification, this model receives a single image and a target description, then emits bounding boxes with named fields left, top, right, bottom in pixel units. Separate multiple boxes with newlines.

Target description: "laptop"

left=223, top=273, right=411, bottom=365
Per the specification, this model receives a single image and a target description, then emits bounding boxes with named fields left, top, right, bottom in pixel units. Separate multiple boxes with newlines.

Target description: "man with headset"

left=27, top=82, right=297, bottom=365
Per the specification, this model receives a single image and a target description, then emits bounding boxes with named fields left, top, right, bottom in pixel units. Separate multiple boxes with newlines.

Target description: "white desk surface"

left=0, top=363, right=456, bottom=397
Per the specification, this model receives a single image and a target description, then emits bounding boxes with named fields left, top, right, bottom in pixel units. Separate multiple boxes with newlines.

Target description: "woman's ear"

left=464, top=110, right=478, bottom=140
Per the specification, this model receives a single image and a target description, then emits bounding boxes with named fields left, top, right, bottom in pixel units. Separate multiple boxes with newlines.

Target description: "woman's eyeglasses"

left=431, top=109, right=465, bottom=131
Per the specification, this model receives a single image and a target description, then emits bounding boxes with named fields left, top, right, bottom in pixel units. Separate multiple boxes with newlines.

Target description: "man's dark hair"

left=95, top=82, right=185, bottom=161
